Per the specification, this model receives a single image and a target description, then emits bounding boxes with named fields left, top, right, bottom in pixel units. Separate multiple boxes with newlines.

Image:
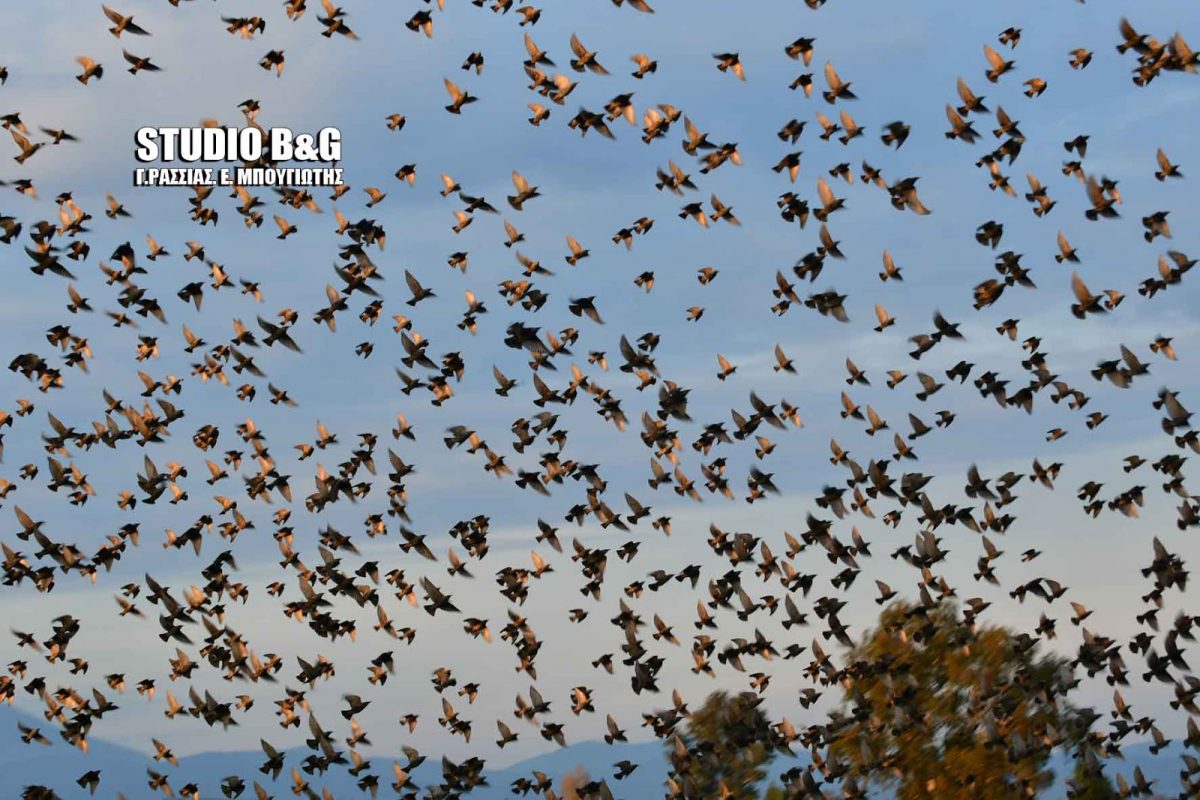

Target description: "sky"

left=2, top=0, right=1200, bottom=793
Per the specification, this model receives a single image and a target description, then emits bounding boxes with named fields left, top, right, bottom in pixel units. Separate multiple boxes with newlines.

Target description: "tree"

left=826, top=601, right=1099, bottom=800
left=666, top=690, right=777, bottom=799
left=1067, top=760, right=1120, bottom=799
left=21, top=788, right=60, bottom=800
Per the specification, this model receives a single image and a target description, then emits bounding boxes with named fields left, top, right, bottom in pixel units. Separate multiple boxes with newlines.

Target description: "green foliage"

left=826, top=601, right=1095, bottom=800
left=1067, top=761, right=1120, bottom=799
left=666, top=690, right=776, bottom=800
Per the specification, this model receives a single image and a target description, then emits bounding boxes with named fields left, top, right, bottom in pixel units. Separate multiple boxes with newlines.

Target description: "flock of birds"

left=1, top=1, right=1199, bottom=799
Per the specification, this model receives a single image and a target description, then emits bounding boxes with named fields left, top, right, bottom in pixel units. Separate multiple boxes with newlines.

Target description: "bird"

left=40, top=127, right=78, bottom=145
left=104, top=193, right=129, bottom=218
left=101, top=5, right=151, bottom=37
left=1155, top=148, right=1182, bottom=181
left=773, top=345, right=796, bottom=374
left=0, top=8, right=1196, bottom=800
left=527, top=103, right=550, bottom=126
left=122, top=49, right=162, bottom=74
left=10, top=129, right=43, bottom=164
left=713, top=52, right=745, bottom=81
left=404, top=270, right=436, bottom=306
left=880, top=121, right=910, bottom=149
left=507, top=171, right=541, bottom=210
left=631, top=53, right=657, bottom=79
left=75, top=56, right=104, bottom=84
left=1070, top=272, right=1107, bottom=318
left=817, top=63, right=855, bottom=106
left=1023, top=77, right=1047, bottom=97
left=568, top=33, right=608, bottom=74
left=259, top=50, right=285, bottom=77
left=873, top=304, right=895, bottom=332
left=443, top=78, right=477, bottom=114
left=564, top=235, right=589, bottom=266
left=983, top=43, right=1015, bottom=82
left=272, top=215, right=297, bottom=239
left=785, top=37, right=816, bottom=65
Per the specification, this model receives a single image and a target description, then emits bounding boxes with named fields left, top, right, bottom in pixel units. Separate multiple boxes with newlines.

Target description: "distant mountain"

left=1, top=709, right=150, bottom=798
left=1, top=707, right=1188, bottom=798
left=0, top=708, right=669, bottom=799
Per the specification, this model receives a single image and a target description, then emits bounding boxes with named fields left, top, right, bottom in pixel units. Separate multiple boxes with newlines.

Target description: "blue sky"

left=2, top=0, right=1200, bottom=792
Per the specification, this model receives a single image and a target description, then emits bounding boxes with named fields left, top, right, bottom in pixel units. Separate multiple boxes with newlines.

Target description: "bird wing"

left=817, top=176, right=834, bottom=206
left=956, top=76, right=976, bottom=103
left=404, top=270, right=424, bottom=295
left=983, top=44, right=1004, bottom=70
left=1071, top=272, right=1093, bottom=303
left=823, top=62, right=841, bottom=88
